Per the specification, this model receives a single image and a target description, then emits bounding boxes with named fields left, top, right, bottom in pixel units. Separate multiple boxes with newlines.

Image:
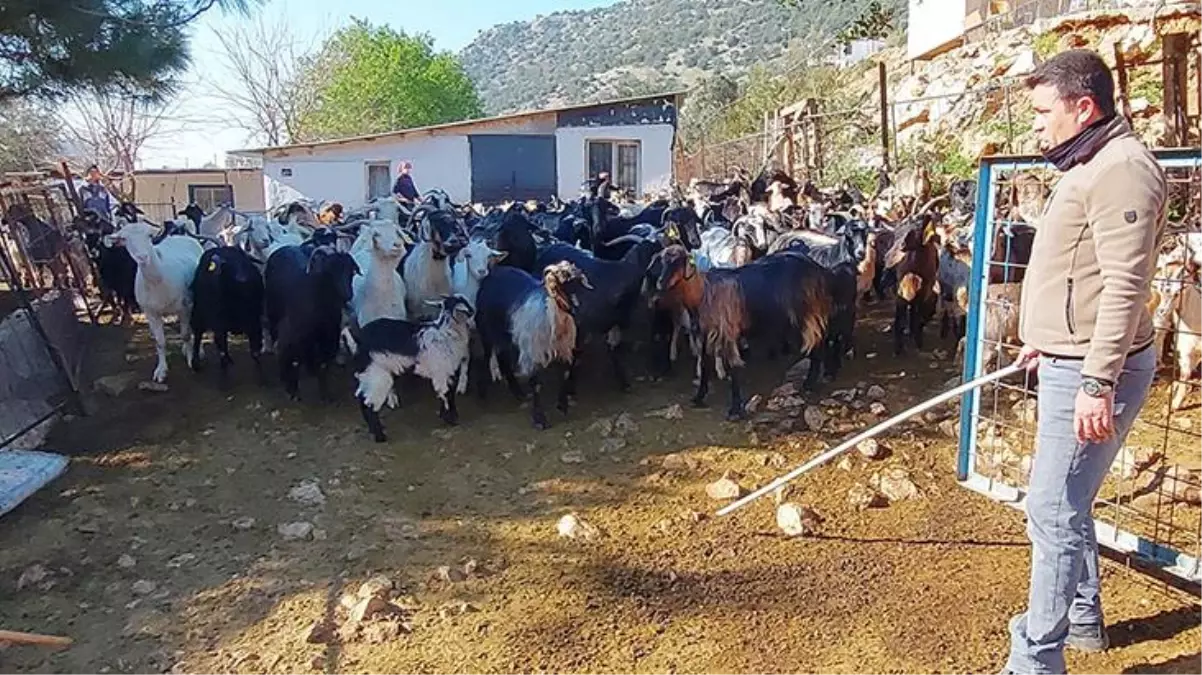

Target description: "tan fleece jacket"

left=1018, top=119, right=1167, bottom=382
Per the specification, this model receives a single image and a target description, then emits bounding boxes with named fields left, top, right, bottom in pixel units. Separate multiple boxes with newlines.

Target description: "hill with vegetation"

left=458, top=0, right=902, bottom=114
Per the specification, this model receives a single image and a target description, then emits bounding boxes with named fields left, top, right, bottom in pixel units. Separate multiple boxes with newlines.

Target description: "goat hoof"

left=532, top=413, right=549, bottom=430
left=440, top=410, right=459, bottom=426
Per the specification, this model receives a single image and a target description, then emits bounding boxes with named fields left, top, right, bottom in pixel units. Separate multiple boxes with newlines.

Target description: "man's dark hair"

left=1025, top=49, right=1116, bottom=117
left=86, top=164, right=99, bottom=173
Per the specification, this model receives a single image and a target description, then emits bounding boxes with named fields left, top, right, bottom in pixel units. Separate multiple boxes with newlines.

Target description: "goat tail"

left=899, top=273, right=923, bottom=303
left=700, top=274, right=746, bottom=371
left=796, top=277, right=832, bottom=355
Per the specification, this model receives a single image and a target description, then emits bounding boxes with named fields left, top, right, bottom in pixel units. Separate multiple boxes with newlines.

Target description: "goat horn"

left=602, top=233, right=647, bottom=247
left=915, top=194, right=947, bottom=216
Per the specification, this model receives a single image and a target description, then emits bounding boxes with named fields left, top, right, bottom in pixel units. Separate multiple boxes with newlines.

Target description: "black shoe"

left=1066, top=623, right=1110, bottom=652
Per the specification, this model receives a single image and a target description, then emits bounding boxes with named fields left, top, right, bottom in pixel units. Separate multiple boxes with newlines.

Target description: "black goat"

left=885, top=217, right=940, bottom=355
left=476, top=262, right=593, bottom=429
left=265, top=244, right=360, bottom=400
left=536, top=236, right=660, bottom=393
left=178, top=203, right=205, bottom=229
left=695, top=251, right=835, bottom=419
left=190, top=246, right=265, bottom=384
left=74, top=210, right=139, bottom=324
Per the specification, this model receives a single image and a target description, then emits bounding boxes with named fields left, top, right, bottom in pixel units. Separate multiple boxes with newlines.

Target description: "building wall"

left=136, top=169, right=265, bottom=211
left=554, top=123, right=676, bottom=199
left=259, top=113, right=559, bottom=208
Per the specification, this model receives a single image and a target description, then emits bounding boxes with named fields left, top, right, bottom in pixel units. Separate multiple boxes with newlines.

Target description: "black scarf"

left=1042, top=114, right=1123, bottom=171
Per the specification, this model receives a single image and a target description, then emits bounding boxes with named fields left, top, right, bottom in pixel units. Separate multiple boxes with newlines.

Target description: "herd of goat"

left=30, top=164, right=1199, bottom=441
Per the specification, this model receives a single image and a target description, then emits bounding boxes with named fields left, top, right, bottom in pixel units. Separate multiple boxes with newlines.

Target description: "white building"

left=229, top=92, right=684, bottom=209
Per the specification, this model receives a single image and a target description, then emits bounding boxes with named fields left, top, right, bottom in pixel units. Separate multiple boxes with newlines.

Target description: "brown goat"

left=887, top=217, right=940, bottom=355
left=649, top=245, right=706, bottom=374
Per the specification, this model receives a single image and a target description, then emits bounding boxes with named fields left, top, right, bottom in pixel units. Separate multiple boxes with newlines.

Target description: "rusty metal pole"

left=1113, top=43, right=1132, bottom=124
left=1162, top=33, right=1190, bottom=147
left=879, top=61, right=891, bottom=172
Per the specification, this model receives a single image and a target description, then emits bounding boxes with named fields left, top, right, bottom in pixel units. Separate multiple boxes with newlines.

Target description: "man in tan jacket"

left=1002, top=50, right=1166, bottom=674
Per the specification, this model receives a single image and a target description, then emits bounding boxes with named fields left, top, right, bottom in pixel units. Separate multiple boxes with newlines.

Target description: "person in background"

left=78, top=165, right=114, bottom=221
left=318, top=202, right=344, bottom=225
left=393, top=161, right=419, bottom=205
left=589, top=171, right=613, bottom=200
left=1000, top=49, right=1167, bottom=675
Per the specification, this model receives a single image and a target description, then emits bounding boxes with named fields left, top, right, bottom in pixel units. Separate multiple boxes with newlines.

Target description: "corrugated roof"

left=229, top=90, right=687, bottom=156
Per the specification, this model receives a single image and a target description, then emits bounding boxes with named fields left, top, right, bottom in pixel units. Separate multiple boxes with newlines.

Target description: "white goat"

left=1152, top=253, right=1201, bottom=411
left=351, top=221, right=412, bottom=327
left=450, top=238, right=507, bottom=310
left=111, top=219, right=204, bottom=383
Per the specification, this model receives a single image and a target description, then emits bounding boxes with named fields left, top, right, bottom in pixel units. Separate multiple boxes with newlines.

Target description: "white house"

left=229, top=92, right=685, bottom=209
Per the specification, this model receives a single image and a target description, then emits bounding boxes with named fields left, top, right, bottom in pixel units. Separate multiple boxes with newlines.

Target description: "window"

left=187, top=184, right=233, bottom=212
left=366, top=162, right=392, bottom=200
left=586, top=140, right=641, bottom=193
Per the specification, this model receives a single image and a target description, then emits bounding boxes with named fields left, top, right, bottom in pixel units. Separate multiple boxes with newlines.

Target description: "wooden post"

left=1162, top=33, right=1189, bottom=147
left=878, top=61, right=891, bottom=172
left=784, top=112, right=797, bottom=180
left=59, top=161, right=81, bottom=212
left=1113, top=42, right=1132, bottom=124
left=807, top=98, right=823, bottom=182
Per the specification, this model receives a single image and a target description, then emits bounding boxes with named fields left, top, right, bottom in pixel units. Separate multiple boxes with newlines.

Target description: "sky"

left=138, top=0, right=618, bottom=168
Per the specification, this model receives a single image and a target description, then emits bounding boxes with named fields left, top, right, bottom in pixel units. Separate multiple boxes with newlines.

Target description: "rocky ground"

left=1, top=304, right=1198, bottom=674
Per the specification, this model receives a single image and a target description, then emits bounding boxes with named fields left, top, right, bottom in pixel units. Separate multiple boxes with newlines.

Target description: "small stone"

left=848, top=483, right=886, bottom=510
left=557, top=513, right=601, bottom=541
left=836, top=456, right=854, bottom=471
left=612, top=413, right=638, bottom=436
left=869, top=402, right=888, bottom=416
left=1173, top=416, right=1192, bottom=431
left=16, top=564, right=49, bottom=590
left=831, top=389, right=856, bottom=403
left=462, top=558, right=479, bottom=577
left=1012, top=399, right=1038, bottom=424
left=231, top=516, right=256, bottom=531
left=851, top=400, right=866, bottom=411
left=588, top=417, right=614, bottom=437
left=288, top=480, right=326, bottom=507
left=764, top=452, right=788, bottom=469
left=312, top=529, right=328, bottom=541
left=662, top=453, right=699, bottom=471
left=277, top=522, right=314, bottom=541
left=348, top=596, right=393, bottom=624
left=772, top=485, right=790, bottom=506
left=599, top=437, right=627, bottom=454
left=132, top=580, right=157, bottom=596
left=943, top=376, right=961, bottom=389
left=357, top=576, right=395, bottom=602
left=870, top=467, right=921, bottom=502
left=77, top=522, right=100, bottom=534
left=137, top=381, right=169, bottom=393
left=772, top=382, right=798, bottom=398
left=857, top=439, right=886, bottom=460
left=645, top=404, right=684, bottom=420
left=776, top=503, right=822, bottom=537
left=117, top=554, right=137, bottom=570
left=166, top=553, right=196, bottom=568
left=802, top=407, right=827, bottom=431
left=1110, top=446, right=1162, bottom=479
left=706, top=476, right=744, bottom=501
left=938, top=419, right=960, bottom=439
left=819, top=398, right=840, bottom=407
left=560, top=450, right=586, bottom=464
left=304, top=620, right=337, bottom=644
left=743, top=395, right=763, bottom=414
left=435, top=566, right=466, bottom=583
left=93, top=373, right=137, bottom=397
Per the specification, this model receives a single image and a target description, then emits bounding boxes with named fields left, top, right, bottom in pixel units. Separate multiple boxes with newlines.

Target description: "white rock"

left=645, top=404, right=684, bottom=420
left=776, top=503, right=821, bottom=537
left=288, top=480, right=326, bottom=507
left=16, top=564, right=50, bottom=590
left=848, top=483, right=886, bottom=510
left=705, top=476, right=744, bottom=501
left=938, top=419, right=960, bottom=439
left=599, top=437, right=627, bottom=454
left=348, top=596, right=393, bottom=624
left=857, top=439, right=886, bottom=460
left=277, top=521, right=314, bottom=541
left=138, top=381, right=169, bottom=393
left=1110, top=446, right=1162, bottom=480
left=869, top=402, right=888, bottom=416
left=662, top=453, right=699, bottom=471
left=117, top=554, right=137, bottom=570
left=357, top=575, right=395, bottom=601
left=93, top=373, right=137, bottom=397
left=866, top=385, right=887, bottom=401
left=560, top=450, right=586, bottom=464
left=870, top=468, right=921, bottom=502
left=230, top=516, right=256, bottom=531
left=612, top=412, right=638, bottom=437
left=830, top=389, right=856, bottom=403
left=557, top=513, right=601, bottom=541
left=131, top=580, right=157, bottom=596
left=836, top=456, right=854, bottom=471
left=435, top=565, right=466, bottom=583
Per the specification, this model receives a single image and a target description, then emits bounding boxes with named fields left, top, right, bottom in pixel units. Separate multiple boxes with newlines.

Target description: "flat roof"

left=230, top=90, right=687, bottom=156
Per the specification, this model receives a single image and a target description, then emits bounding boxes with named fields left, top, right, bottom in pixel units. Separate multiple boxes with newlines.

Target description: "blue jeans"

left=1005, top=346, right=1156, bottom=674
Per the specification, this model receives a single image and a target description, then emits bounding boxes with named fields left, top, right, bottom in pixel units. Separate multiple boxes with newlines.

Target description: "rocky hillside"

left=459, top=0, right=902, bottom=114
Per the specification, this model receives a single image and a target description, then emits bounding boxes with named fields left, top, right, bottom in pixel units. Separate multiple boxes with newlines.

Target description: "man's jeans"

left=1005, top=346, right=1157, bottom=674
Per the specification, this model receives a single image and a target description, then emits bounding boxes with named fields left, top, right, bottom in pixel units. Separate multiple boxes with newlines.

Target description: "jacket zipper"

left=1065, top=277, right=1077, bottom=336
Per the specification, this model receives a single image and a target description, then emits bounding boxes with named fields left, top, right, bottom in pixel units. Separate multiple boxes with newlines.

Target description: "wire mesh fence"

left=958, top=150, right=1202, bottom=591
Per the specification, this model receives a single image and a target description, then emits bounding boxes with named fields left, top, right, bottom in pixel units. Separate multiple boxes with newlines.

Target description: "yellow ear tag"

left=208, top=261, right=217, bottom=272
left=667, top=223, right=679, bottom=240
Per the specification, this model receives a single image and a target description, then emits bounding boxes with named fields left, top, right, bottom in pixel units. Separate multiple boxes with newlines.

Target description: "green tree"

left=0, top=100, right=63, bottom=172
left=1, top=0, right=256, bottom=102
left=294, top=20, right=483, bottom=141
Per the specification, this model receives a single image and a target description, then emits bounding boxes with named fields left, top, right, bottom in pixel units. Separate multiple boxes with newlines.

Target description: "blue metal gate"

left=468, top=134, right=557, bottom=204
left=957, top=149, right=1202, bottom=589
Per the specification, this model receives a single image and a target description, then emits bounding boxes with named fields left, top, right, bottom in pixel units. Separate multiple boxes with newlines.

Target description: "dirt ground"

left=1, top=304, right=1199, bottom=674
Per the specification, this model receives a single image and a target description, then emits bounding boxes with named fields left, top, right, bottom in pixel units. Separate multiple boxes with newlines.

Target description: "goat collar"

left=1042, top=114, right=1124, bottom=172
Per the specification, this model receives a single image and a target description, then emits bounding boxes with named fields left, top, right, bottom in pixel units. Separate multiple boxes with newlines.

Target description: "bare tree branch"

left=204, top=15, right=321, bottom=147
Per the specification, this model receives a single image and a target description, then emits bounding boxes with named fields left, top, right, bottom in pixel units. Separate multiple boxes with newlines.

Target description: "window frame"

left=585, top=139, right=641, bottom=193
left=186, top=183, right=234, bottom=212
left=364, top=160, right=393, bottom=201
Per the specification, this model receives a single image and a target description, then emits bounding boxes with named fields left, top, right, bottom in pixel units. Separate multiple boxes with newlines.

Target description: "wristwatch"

left=1081, top=377, right=1114, bottom=398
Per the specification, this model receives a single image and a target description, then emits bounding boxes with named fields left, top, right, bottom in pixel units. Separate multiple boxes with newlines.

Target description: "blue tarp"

left=0, top=450, right=68, bottom=518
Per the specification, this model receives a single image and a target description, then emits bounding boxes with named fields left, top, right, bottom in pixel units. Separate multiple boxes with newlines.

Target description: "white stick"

left=716, top=362, right=1024, bottom=517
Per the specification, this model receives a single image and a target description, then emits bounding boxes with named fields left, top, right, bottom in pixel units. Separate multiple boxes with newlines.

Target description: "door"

left=366, top=162, right=392, bottom=200
left=469, top=135, right=557, bottom=204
